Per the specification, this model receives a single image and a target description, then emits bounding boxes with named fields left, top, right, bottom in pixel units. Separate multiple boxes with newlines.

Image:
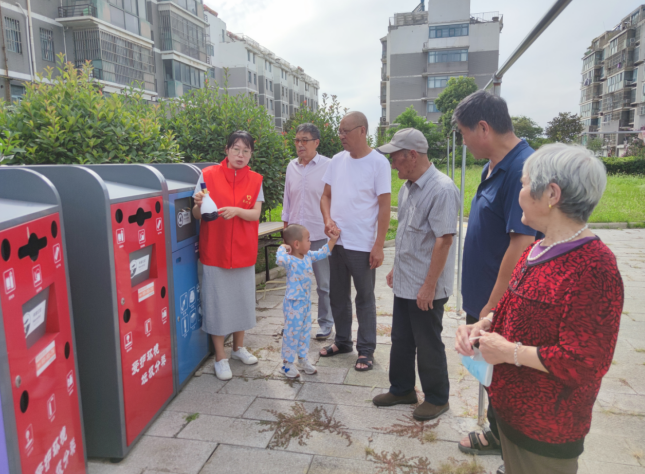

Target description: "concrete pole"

left=446, top=138, right=450, bottom=175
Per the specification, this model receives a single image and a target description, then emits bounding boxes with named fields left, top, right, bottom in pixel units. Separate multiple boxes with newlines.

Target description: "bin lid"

left=165, top=179, right=193, bottom=193
left=0, top=168, right=60, bottom=230
left=102, top=181, right=158, bottom=202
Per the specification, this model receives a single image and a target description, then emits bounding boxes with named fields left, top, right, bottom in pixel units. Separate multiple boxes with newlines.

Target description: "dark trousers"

left=467, top=313, right=500, bottom=443
left=389, top=296, right=450, bottom=406
left=329, top=245, right=377, bottom=356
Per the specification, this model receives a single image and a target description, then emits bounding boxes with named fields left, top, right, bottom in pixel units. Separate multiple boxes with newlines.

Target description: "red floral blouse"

left=488, top=238, right=624, bottom=459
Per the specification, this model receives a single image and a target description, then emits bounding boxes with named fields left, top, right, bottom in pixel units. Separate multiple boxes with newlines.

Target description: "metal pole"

left=451, top=130, right=456, bottom=181
left=478, top=384, right=486, bottom=426
left=456, top=144, right=466, bottom=314
left=446, top=138, right=450, bottom=175
left=484, top=0, right=573, bottom=92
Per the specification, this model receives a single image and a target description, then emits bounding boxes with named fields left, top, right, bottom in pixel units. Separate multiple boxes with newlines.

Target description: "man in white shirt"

left=319, top=111, right=392, bottom=371
left=282, top=123, right=333, bottom=339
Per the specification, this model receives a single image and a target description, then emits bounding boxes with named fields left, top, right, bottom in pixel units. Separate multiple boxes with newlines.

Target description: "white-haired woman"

left=456, top=143, right=624, bottom=474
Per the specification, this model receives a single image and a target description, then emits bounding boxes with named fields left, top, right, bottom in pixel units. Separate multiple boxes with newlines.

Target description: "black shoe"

left=372, top=391, right=418, bottom=407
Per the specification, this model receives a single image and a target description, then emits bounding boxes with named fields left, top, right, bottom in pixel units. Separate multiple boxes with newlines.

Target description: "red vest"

left=199, top=158, right=263, bottom=268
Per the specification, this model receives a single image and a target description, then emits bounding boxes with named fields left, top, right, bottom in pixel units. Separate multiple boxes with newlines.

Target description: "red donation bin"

left=0, top=168, right=86, bottom=474
left=27, top=165, right=174, bottom=460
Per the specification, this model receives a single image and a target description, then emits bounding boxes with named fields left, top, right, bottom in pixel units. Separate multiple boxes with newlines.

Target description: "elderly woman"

left=456, top=143, right=623, bottom=474
left=193, top=130, right=263, bottom=380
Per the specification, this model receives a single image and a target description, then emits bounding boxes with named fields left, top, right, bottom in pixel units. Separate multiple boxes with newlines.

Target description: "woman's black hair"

left=226, top=130, right=255, bottom=152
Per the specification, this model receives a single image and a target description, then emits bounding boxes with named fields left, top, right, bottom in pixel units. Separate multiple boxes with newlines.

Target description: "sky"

left=205, top=0, right=640, bottom=133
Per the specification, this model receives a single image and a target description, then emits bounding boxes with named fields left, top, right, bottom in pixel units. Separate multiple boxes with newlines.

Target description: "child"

left=276, top=224, right=340, bottom=378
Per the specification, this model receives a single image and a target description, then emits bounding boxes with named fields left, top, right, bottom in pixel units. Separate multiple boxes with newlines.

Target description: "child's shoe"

left=297, top=357, right=317, bottom=375
left=280, top=362, right=300, bottom=378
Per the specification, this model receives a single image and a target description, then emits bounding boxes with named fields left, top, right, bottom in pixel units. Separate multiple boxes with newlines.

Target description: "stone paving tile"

left=296, top=382, right=384, bottom=408
left=315, top=351, right=360, bottom=368
left=147, top=410, right=191, bottom=438
left=581, top=432, right=642, bottom=466
left=307, top=455, right=378, bottom=474
left=242, top=398, right=336, bottom=422
left=295, top=366, right=349, bottom=384
left=276, top=428, right=371, bottom=460
left=230, top=358, right=281, bottom=378
left=246, top=317, right=284, bottom=336
left=167, top=389, right=255, bottom=418
left=580, top=460, right=645, bottom=474
left=588, top=410, right=645, bottom=441
left=199, top=445, right=312, bottom=474
left=596, top=391, right=645, bottom=415
left=177, top=414, right=275, bottom=448
left=219, top=377, right=303, bottom=400
left=89, top=436, right=216, bottom=474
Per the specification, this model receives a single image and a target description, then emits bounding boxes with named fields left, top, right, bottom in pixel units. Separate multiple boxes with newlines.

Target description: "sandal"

left=319, top=344, right=352, bottom=357
left=458, top=426, right=502, bottom=456
left=355, top=354, right=373, bottom=372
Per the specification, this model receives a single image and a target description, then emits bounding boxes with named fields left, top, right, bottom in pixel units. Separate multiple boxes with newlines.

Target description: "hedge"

left=602, top=156, right=645, bottom=175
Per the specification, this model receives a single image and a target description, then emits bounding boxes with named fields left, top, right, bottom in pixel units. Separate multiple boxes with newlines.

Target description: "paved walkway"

left=89, top=229, right=645, bottom=474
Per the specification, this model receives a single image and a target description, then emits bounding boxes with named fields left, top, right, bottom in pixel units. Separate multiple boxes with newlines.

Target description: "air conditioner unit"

left=380, top=117, right=387, bottom=124
left=628, top=38, right=636, bottom=46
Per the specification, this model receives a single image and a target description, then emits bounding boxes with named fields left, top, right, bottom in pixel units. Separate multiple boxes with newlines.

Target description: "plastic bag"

left=461, top=348, right=494, bottom=387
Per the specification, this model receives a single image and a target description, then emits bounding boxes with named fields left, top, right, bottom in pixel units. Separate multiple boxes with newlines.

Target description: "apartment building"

left=580, top=5, right=645, bottom=154
left=1, top=0, right=318, bottom=130
left=379, top=0, right=501, bottom=131
left=203, top=6, right=319, bottom=131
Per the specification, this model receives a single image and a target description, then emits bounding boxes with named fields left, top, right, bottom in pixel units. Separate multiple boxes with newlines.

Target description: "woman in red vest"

left=193, top=130, right=264, bottom=380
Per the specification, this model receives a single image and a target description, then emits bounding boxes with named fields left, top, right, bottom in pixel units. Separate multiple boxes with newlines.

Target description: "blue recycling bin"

left=149, top=164, right=211, bottom=389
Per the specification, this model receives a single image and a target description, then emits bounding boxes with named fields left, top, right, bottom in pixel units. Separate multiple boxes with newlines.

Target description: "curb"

left=255, top=266, right=286, bottom=286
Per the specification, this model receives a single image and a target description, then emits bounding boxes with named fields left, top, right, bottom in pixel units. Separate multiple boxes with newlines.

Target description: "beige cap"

left=377, top=128, right=429, bottom=154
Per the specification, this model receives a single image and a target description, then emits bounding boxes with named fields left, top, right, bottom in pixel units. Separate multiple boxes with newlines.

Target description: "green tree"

left=386, top=105, right=445, bottom=159
left=586, top=137, right=603, bottom=154
left=0, top=55, right=182, bottom=165
left=159, top=75, right=291, bottom=215
left=435, top=76, right=478, bottom=133
left=544, top=112, right=584, bottom=144
left=282, top=93, right=346, bottom=159
left=512, top=116, right=544, bottom=149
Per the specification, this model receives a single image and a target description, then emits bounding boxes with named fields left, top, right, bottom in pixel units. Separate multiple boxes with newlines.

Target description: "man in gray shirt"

left=372, top=128, right=460, bottom=421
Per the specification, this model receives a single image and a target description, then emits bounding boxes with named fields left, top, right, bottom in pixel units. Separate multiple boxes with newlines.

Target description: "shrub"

left=386, top=106, right=445, bottom=161
left=0, top=55, right=182, bottom=165
left=602, top=155, right=645, bottom=175
left=159, top=76, right=291, bottom=215
left=283, top=93, right=346, bottom=159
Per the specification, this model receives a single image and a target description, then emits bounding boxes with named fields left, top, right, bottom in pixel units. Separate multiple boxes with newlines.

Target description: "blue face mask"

left=461, top=348, right=494, bottom=387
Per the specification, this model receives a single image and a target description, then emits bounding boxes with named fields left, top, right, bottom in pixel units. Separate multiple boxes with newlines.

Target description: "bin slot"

left=18, top=232, right=47, bottom=261
left=128, top=208, right=152, bottom=227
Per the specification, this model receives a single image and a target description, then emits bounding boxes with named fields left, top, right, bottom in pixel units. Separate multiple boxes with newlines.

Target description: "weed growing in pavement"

left=365, top=448, right=433, bottom=473
left=259, top=403, right=352, bottom=449
left=635, top=348, right=645, bottom=353
left=377, top=324, right=393, bottom=337
left=437, top=457, right=486, bottom=474
left=372, top=415, right=439, bottom=445
left=185, top=413, right=199, bottom=423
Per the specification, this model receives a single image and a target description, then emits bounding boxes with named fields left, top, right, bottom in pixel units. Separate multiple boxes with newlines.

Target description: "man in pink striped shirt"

left=282, top=123, right=333, bottom=339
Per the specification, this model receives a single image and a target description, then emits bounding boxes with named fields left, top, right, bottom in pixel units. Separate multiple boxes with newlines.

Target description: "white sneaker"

left=231, top=347, right=258, bottom=365
left=297, top=357, right=317, bottom=375
left=214, top=359, right=232, bottom=380
left=280, top=362, right=300, bottom=378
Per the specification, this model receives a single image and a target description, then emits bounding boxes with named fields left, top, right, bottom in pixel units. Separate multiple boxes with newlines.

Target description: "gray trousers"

left=329, top=245, right=377, bottom=356
left=499, top=430, right=579, bottom=474
left=310, top=238, right=333, bottom=331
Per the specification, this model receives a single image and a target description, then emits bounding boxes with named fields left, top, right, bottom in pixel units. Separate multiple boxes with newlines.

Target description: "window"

left=253, top=53, right=255, bottom=64
left=4, top=17, right=21, bottom=54
left=221, top=29, right=225, bottom=42
left=305, top=83, right=309, bottom=91
left=269, top=80, right=273, bottom=92
left=427, top=101, right=440, bottom=113
left=248, top=71, right=252, bottom=83
left=609, top=37, right=618, bottom=56
left=40, top=28, right=54, bottom=62
left=247, top=50, right=251, bottom=61
left=253, top=73, right=257, bottom=85
left=207, top=43, right=214, bottom=56
left=269, top=63, right=272, bottom=72
left=428, top=49, right=468, bottom=63
left=607, top=72, right=624, bottom=92
left=10, top=84, right=24, bottom=102
left=208, top=68, right=215, bottom=78
left=270, top=99, right=273, bottom=110
left=429, top=23, right=469, bottom=38
left=427, top=75, right=457, bottom=88
left=265, top=78, right=268, bottom=89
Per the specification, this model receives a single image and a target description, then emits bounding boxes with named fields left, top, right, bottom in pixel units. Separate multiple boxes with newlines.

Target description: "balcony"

left=57, top=0, right=152, bottom=42
left=389, top=11, right=427, bottom=31
left=159, top=10, right=207, bottom=63
left=589, top=125, right=599, bottom=132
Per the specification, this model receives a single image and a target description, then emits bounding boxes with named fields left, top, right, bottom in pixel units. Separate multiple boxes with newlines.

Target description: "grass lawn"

left=392, top=168, right=645, bottom=224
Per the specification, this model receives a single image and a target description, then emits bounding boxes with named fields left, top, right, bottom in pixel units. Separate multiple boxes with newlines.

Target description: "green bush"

left=159, top=76, right=291, bottom=215
left=0, top=55, right=181, bottom=164
left=283, top=93, right=346, bottom=159
left=602, top=156, right=645, bottom=175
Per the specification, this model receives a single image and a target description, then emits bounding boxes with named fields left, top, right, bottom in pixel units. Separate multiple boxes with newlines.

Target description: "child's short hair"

left=283, top=224, right=306, bottom=245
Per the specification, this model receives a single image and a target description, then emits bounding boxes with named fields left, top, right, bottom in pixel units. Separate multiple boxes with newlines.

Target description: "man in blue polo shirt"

left=452, top=91, right=537, bottom=474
